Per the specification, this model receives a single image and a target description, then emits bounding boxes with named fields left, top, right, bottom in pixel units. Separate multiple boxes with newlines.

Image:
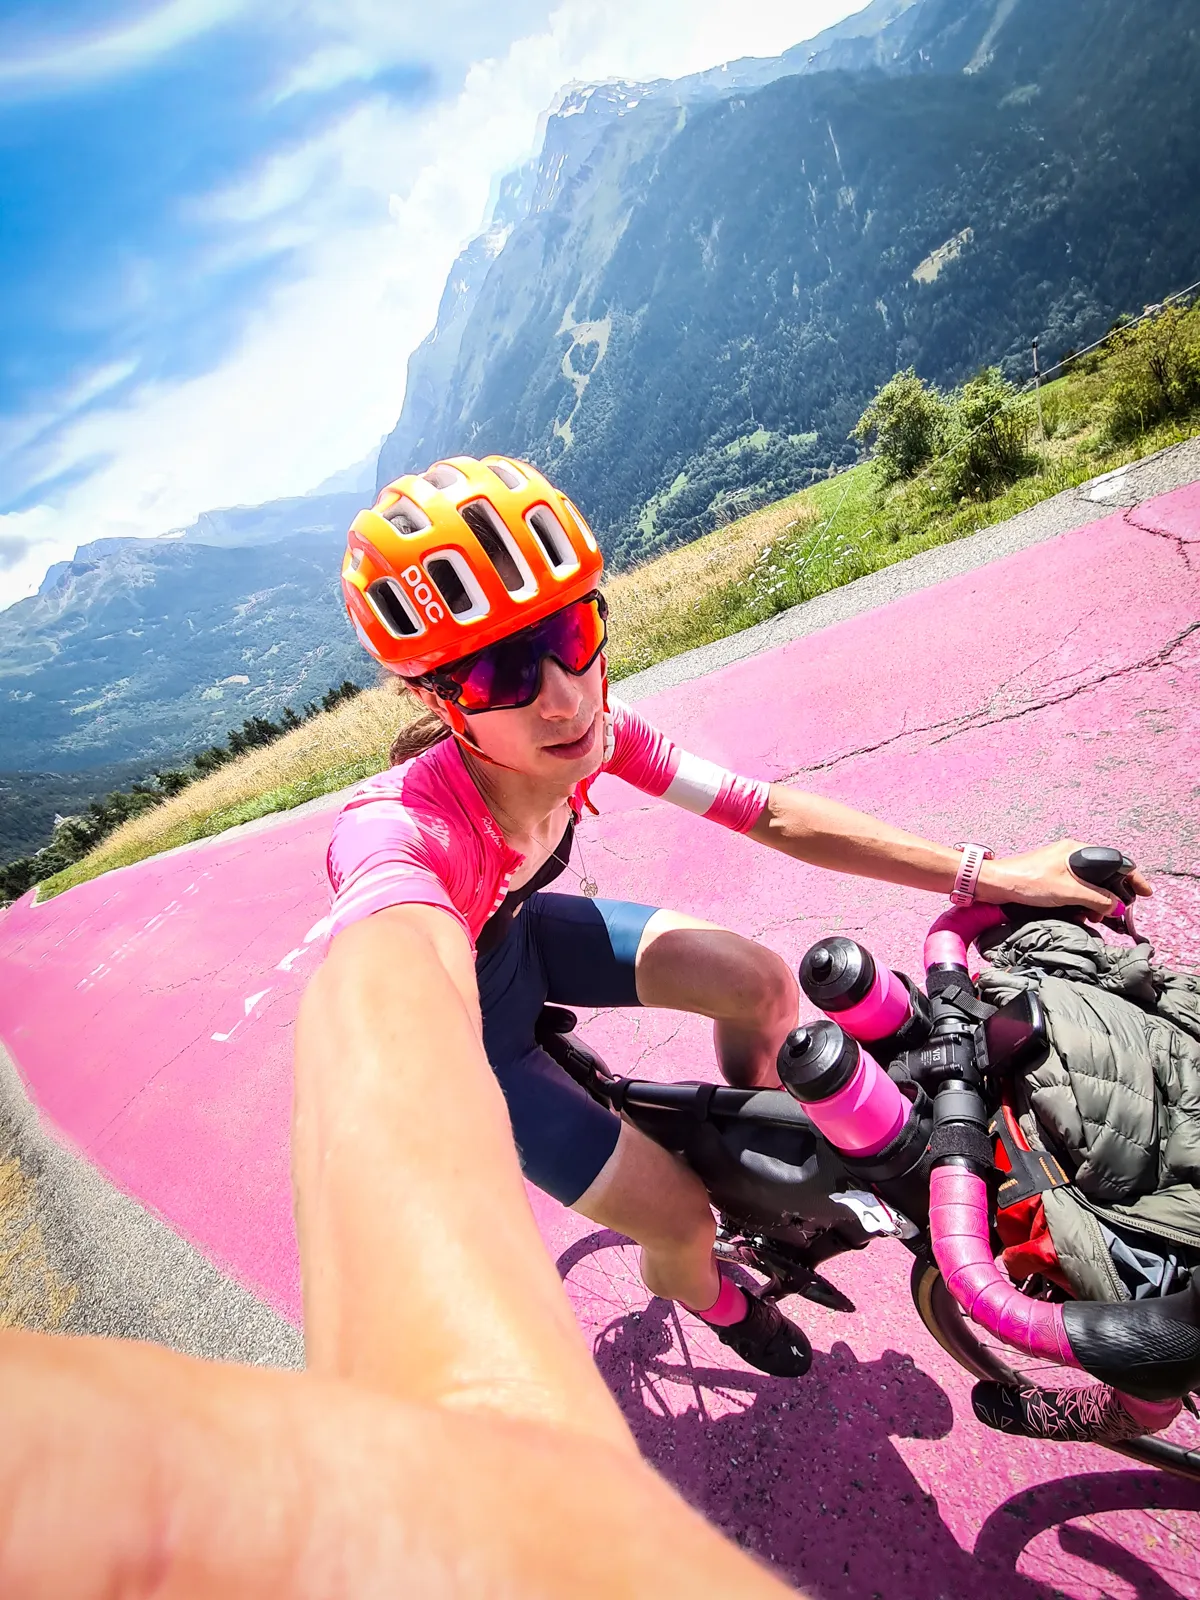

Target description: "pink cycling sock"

left=687, top=1274, right=748, bottom=1327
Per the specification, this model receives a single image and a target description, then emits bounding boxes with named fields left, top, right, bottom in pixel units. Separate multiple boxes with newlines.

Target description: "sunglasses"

left=419, top=592, right=608, bottom=714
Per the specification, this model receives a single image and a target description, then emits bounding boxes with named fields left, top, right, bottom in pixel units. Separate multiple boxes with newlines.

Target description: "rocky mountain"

left=378, top=0, right=1200, bottom=562
left=0, top=490, right=369, bottom=777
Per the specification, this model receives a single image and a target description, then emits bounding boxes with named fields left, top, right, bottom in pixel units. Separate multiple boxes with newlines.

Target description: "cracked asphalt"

left=1, top=455, right=1198, bottom=1595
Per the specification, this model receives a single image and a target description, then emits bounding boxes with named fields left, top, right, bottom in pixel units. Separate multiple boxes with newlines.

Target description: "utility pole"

left=1032, top=337, right=1046, bottom=442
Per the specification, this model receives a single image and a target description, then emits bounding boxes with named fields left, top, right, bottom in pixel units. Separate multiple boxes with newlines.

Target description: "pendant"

left=579, top=875, right=599, bottom=898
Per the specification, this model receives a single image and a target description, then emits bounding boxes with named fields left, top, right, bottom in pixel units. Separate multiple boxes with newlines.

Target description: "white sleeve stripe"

left=662, top=752, right=728, bottom=817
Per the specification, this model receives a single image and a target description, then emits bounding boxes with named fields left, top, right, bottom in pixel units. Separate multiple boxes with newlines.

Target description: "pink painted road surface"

left=3, top=485, right=1200, bottom=1597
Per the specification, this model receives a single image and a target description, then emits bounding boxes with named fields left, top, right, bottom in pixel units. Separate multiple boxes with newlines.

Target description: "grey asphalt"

left=2, top=436, right=1197, bottom=1364
left=0, top=1040, right=302, bottom=1363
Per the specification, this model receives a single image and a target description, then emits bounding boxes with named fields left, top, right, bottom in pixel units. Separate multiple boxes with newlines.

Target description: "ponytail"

left=390, top=682, right=453, bottom=766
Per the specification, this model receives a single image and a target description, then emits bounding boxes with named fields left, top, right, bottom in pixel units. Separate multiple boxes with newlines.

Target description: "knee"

left=729, top=942, right=798, bottom=1029
left=640, top=1180, right=716, bottom=1259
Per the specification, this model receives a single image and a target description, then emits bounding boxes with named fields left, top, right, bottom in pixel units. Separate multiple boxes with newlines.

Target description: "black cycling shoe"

left=709, top=1293, right=812, bottom=1378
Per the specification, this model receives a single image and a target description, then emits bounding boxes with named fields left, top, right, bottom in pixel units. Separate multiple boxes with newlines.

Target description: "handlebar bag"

left=976, top=916, right=1200, bottom=1304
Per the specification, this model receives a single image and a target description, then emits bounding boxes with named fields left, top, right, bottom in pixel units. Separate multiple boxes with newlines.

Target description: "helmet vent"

left=525, top=506, right=579, bottom=577
left=460, top=499, right=537, bottom=599
left=384, top=495, right=431, bottom=535
left=426, top=551, right=490, bottom=623
left=487, top=459, right=526, bottom=491
left=366, top=578, right=423, bottom=639
left=424, top=463, right=467, bottom=493
left=563, top=498, right=599, bottom=554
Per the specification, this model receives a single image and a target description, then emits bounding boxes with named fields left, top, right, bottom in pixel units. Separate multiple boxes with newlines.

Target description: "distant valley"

left=0, top=491, right=369, bottom=776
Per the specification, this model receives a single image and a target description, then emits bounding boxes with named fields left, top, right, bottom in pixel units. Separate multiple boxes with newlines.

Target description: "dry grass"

left=40, top=490, right=817, bottom=897
left=40, top=683, right=413, bottom=897
left=604, top=491, right=818, bottom=676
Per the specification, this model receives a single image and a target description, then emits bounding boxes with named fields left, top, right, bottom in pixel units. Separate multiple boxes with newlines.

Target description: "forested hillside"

left=378, top=0, right=1200, bottom=564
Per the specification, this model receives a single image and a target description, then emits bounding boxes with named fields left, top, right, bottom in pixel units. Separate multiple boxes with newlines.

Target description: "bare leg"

left=573, top=1122, right=721, bottom=1309
left=634, top=911, right=799, bottom=1089
left=569, top=914, right=799, bottom=1311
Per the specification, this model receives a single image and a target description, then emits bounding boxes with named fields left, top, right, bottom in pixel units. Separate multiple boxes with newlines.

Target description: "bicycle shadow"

left=560, top=1229, right=1200, bottom=1597
left=974, top=1471, right=1200, bottom=1598
left=584, top=1288, right=1058, bottom=1598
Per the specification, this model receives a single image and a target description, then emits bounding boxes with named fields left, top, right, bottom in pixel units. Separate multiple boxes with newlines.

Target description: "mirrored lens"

left=449, top=595, right=605, bottom=711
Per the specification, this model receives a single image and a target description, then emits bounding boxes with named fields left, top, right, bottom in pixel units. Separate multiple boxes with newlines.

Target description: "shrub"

left=937, top=368, right=1038, bottom=500
left=1105, top=305, right=1200, bottom=441
left=851, top=368, right=951, bottom=483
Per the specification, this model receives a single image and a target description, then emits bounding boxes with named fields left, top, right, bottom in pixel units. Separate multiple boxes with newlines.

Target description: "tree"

left=1105, top=304, right=1200, bottom=440
left=851, top=369, right=950, bottom=484
left=937, top=368, right=1037, bottom=500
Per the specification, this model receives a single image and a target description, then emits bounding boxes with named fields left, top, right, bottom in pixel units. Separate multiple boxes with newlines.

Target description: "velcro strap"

left=938, top=985, right=998, bottom=1021
left=929, top=1122, right=994, bottom=1170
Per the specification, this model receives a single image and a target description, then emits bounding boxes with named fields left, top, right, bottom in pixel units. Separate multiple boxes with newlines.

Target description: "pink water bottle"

left=799, top=937, right=924, bottom=1051
left=776, top=1018, right=909, bottom=1159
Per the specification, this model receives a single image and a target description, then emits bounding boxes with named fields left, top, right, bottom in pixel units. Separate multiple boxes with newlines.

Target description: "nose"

left=536, top=657, right=585, bottom=717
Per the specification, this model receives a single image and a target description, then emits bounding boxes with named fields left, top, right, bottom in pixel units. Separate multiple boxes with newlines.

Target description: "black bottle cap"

left=799, top=937, right=877, bottom=1010
left=776, top=1018, right=860, bottom=1104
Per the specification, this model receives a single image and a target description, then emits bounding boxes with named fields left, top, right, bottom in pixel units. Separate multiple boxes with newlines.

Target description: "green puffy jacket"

left=977, top=917, right=1200, bottom=1303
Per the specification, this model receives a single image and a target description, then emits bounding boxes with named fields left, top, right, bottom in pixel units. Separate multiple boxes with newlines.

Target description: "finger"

left=1128, top=870, right=1154, bottom=898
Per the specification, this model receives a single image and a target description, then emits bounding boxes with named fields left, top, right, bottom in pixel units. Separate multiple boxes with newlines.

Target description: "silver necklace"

left=487, top=795, right=599, bottom=899
left=548, top=825, right=599, bottom=899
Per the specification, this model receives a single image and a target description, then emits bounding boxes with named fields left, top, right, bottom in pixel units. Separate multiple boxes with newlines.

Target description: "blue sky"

left=0, top=0, right=858, bottom=606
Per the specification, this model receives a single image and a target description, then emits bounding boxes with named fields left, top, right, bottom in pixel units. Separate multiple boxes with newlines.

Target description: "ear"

left=407, top=680, right=453, bottom=726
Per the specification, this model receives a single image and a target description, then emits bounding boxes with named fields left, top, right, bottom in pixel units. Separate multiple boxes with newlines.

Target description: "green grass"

left=714, top=398, right=1200, bottom=639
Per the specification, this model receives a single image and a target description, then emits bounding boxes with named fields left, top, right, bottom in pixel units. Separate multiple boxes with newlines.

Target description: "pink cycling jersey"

left=326, top=698, right=770, bottom=946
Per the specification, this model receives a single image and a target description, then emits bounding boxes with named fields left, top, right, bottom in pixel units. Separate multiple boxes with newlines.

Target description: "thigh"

left=475, top=905, right=621, bottom=1206
left=632, top=908, right=794, bottom=1020
left=528, top=893, right=658, bottom=1009
left=493, top=1046, right=621, bottom=1207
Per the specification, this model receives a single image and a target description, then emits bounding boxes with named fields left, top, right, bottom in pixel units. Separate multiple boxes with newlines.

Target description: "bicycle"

left=544, top=848, right=1200, bottom=1480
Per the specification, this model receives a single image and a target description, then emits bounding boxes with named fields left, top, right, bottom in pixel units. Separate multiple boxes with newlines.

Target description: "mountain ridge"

left=376, top=0, right=1200, bottom=561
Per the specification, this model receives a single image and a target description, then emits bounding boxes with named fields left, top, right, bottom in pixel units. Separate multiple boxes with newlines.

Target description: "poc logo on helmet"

left=401, top=564, right=446, bottom=626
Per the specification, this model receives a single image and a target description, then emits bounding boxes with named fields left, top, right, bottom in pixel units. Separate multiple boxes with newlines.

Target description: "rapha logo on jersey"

left=401, top=565, right=446, bottom=626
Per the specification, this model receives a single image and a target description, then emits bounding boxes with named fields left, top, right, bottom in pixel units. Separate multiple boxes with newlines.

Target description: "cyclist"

left=324, top=455, right=1143, bottom=1379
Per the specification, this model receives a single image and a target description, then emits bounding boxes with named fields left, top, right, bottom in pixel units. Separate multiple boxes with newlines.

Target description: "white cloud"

left=3, top=0, right=864, bottom=608
left=0, top=0, right=247, bottom=93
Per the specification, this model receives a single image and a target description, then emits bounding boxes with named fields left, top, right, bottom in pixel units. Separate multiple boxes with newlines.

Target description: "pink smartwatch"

left=951, top=843, right=994, bottom=906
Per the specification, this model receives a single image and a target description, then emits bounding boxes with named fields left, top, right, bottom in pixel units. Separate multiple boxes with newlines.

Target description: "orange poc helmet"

left=342, top=455, right=604, bottom=679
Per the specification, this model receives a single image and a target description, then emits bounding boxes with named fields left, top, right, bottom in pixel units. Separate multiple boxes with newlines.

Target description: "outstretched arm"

left=0, top=900, right=795, bottom=1597
left=293, top=901, right=631, bottom=1447
left=747, top=785, right=1151, bottom=917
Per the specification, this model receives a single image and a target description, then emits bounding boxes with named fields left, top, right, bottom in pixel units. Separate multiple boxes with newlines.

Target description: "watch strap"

left=950, top=843, right=994, bottom=906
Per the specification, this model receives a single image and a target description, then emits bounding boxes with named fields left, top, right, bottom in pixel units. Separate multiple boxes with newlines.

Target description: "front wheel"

left=909, top=1259, right=1200, bottom=1481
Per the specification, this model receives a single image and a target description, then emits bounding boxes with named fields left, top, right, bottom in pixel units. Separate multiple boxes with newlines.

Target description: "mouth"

left=542, top=717, right=598, bottom=762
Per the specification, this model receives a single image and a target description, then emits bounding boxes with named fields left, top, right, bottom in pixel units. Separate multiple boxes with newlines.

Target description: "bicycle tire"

left=909, top=1259, right=1200, bottom=1482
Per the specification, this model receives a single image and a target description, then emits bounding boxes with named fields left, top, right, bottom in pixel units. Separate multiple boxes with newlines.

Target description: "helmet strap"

left=442, top=699, right=517, bottom=772
left=574, top=656, right=609, bottom=818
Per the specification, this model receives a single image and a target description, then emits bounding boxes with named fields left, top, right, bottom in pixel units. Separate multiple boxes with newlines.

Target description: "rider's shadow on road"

left=588, top=1294, right=1058, bottom=1600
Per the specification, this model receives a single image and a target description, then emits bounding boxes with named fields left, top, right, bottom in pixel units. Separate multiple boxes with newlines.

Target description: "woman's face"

left=423, top=654, right=606, bottom=787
